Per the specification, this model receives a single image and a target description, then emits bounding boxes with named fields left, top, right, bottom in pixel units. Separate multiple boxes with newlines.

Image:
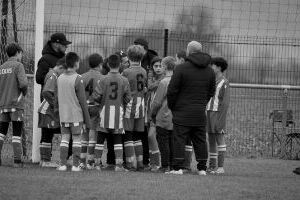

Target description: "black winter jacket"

left=36, top=42, right=65, bottom=86
left=167, top=52, right=216, bottom=126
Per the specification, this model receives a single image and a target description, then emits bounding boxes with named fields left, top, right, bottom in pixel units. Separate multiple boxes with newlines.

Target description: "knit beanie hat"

left=187, top=41, right=202, bottom=55
left=89, top=53, right=103, bottom=68
left=134, top=37, right=149, bottom=50
left=162, top=56, right=176, bottom=71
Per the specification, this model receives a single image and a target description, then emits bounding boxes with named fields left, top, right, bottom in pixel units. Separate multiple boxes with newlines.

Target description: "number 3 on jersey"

left=109, top=82, right=118, bottom=100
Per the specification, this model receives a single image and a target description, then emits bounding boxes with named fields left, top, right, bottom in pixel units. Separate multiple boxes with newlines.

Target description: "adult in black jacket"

left=167, top=41, right=216, bottom=175
left=36, top=33, right=71, bottom=92
left=35, top=33, right=72, bottom=165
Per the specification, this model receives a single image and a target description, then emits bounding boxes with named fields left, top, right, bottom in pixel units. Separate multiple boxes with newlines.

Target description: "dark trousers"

left=156, top=126, right=173, bottom=169
left=173, top=124, right=207, bottom=171
left=106, top=134, right=115, bottom=165
left=141, top=126, right=149, bottom=165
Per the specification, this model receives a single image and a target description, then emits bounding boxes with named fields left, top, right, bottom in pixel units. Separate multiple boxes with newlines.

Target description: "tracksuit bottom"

left=172, top=123, right=207, bottom=171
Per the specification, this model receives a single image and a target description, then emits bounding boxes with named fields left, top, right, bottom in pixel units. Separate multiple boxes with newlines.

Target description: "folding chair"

left=269, top=110, right=297, bottom=158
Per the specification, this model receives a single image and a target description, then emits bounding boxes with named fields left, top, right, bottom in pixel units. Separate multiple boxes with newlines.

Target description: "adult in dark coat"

left=35, top=33, right=72, bottom=163
left=167, top=41, right=216, bottom=175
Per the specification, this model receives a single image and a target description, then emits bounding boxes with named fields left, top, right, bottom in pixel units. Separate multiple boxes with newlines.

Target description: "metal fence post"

left=164, top=29, right=169, bottom=57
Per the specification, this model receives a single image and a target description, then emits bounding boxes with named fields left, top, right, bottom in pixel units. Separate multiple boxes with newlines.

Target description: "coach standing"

left=35, top=33, right=71, bottom=165
left=167, top=41, right=216, bottom=175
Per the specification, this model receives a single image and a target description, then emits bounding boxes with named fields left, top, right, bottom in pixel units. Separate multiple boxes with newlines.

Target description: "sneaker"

left=168, top=169, right=183, bottom=175
left=215, top=167, right=225, bottom=174
left=182, top=168, right=192, bottom=174
left=115, top=165, right=129, bottom=172
left=143, top=164, right=151, bottom=171
left=78, top=163, right=86, bottom=170
left=103, top=164, right=115, bottom=170
left=95, top=165, right=102, bottom=171
left=206, top=168, right=217, bottom=174
left=41, top=161, right=59, bottom=168
left=150, top=165, right=160, bottom=172
left=198, top=170, right=207, bottom=176
left=86, top=160, right=95, bottom=170
left=57, top=165, right=67, bottom=171
left=293, top=167, right=300, bottom=175
left=71, top=166, right=83, bottom=172
left=13, top=161, right=24, bottom=168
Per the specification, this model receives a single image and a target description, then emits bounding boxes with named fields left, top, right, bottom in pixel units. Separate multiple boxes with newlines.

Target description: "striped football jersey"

left=38, top=70, right=58, bottom=116
left=207, top=75, right=230, bottom=112
left=122, top=64, right=147, bottom=119
left=93, top=71, right=131, bottom=130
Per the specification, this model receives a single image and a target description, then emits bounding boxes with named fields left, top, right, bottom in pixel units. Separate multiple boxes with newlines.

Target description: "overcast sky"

left=13, top=0, right=300, bottom=38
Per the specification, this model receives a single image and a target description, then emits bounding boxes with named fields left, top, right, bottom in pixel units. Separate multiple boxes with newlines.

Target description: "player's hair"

left=56, top=57, right=66, bottom=67
left=211, top=57, right=228, bottom=72
left=89, top=53, right=103, bottom=68
left=65, top=52, right=80, bottom=69
left=102, top=58, right=110, bottom=75
left=176, top=50, right=186, bottom=60
left=108, top=54, right=121, bottom=69
left=150, top=56, right=162, bottom=68
left=127, top=45, right=145, bottom=62
left=162, top=56, right=176, bottom=71
left=5, top=43, right=23, bottom=57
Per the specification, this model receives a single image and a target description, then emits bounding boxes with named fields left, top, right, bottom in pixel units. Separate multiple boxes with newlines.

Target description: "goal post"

left=32, top=0, right=44, bottom=163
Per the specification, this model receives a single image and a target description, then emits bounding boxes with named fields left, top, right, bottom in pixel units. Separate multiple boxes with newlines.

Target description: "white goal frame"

left=32, top=0, right=44, bottom=163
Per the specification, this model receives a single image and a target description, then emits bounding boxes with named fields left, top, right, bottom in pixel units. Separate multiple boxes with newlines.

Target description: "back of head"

left=56, top=57, right=66, bottom=66
left=134, top=37, right=149, bottom=51
left=186, top=41, right=202, bottom=56
left=108, top=54, right=121, bottom=69
left=127, top=45, right=145, bottom=63
left=65, top=52, right=79, bottom=69
left=162, top=56, right=176, bottom=71
left=176, top=50, right=187, bottom=60
left=211, top=57, right=228, bottom=72
left=6, top=43, right=23, bottom=57
left=89, top=53, right=103, bottom=68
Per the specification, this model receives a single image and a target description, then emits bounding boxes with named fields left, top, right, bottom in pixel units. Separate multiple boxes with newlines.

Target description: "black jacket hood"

left=42, top=41, right=65, bottom=58
left=186, top=52, right=211, bottom=68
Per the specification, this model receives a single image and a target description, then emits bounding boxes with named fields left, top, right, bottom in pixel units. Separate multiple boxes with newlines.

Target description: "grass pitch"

left=0, top=158, right=299, bottom=200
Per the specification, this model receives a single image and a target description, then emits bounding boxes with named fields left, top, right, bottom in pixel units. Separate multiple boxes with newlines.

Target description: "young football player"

left=56, top=52, right=91, bottom=172
left=38, top=57, right=65, bottom=167
left=151, top=56, right=176, bottom=173
left=80, top=53, right=104, bottom=169
left=0, top=43, right=28, bottom=167
left=122, top=45, right=147, bottom=170
left=207, top=57, right=230, bottom=174
left=146, top=56, right=165, bottom=171
left=92, top=54, right=131, bottom=171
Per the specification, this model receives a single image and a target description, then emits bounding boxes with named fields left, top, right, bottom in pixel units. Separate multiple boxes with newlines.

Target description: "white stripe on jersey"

left=39, top=100, right=49, bottom=114
left=100, top=106, right=105, bottom=128
left=119, top=106, right=124, bottom=129
left=135, top=97, right=142, bottom=118
left=124, top=100, right=132, bottom=118
left=109, top=105, right=116, bottom=129
left=212, top=79, right=225, bottom=111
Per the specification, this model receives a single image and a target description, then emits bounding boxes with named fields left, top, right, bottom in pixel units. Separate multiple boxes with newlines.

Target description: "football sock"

left=12, top=136, right=22, bottom=162
left=152, top=150, right=160, bottom=166
left=0, top=133, right=4, bottom=156
left=184, top=145, right=193, bottom=169
left=72, top=141, right=81, bottom=167
left=60, top=140, right=69, bottom=165
left=134, top=140, right=143, bottom=168
left=114, top=144, right=123, bottom=166
left=209, top=152, right=218, bottom=169
left=80, top=140, right=88, bottom=164
left=40, top=142, right=51, bottom=161
left=124, top=140, right=135, bottom=168
left=217, top=145, right=226, bottom=168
